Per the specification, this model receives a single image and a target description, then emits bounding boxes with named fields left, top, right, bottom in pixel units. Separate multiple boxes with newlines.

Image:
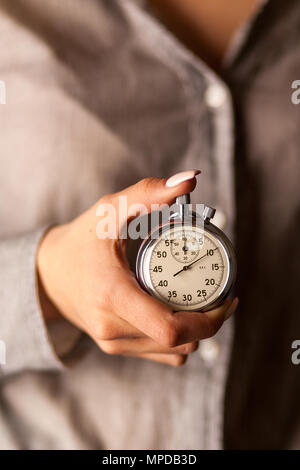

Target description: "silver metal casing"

left=136, top=215, right=237, bottom=312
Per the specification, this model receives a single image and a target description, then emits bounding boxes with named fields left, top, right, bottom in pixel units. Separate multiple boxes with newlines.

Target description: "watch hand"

left=173, top=265, right=190, bottom=277
left=173, top=248, right=218, bottom=277
left=173, top=253, right=207, bottom=277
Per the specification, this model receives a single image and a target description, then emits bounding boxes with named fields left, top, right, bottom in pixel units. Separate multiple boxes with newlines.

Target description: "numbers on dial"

left=168, top=290, right=177, bottom=299
left=156, top=250, right=167, bottom=258
left=148, top=226, right=229, bottom=310
left=153, top=265, right=162, bottom=273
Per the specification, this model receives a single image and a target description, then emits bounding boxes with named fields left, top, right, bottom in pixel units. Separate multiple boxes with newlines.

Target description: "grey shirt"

left=0, top=0, right=299, bottom=449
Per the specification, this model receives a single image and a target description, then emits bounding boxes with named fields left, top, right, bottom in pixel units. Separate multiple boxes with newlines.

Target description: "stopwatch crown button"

left=203, top=206, right=216, bottom=221
left=176, top=194, right=191, bottom=206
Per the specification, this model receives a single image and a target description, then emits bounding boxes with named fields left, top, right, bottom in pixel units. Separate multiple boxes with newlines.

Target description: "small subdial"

left=170, top=233, right=201, bottom=263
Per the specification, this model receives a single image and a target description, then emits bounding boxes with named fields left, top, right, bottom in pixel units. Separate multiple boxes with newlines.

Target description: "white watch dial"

left=140, top=225, right=230, bottom=311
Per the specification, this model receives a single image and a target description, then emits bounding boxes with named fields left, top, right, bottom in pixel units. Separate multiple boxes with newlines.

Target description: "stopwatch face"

left=137, top=223, right=235, bottom=311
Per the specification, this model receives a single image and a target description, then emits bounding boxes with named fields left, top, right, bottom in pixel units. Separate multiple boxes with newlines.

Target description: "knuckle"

left=92, top=319, right=116, bottom=341
left=160, top=322, right=180, bottom=348
left=100, top=341, right=119, bottom=355
left=99, top=192, right=114, bottom=206
left=172, top=355, right=187, bottom=367
left=100, top=341, right=121, bottom=355
left=137, top=177, right=159, bottom=194
left=190, top=341, right=199, bottom=352
left=181, top=342, right=198, bottom=354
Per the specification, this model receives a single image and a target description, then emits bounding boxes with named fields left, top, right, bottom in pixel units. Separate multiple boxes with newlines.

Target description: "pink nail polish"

left=166, top=169, right=201, bottom=188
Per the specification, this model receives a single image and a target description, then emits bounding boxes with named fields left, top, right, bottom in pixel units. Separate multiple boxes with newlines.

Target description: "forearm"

left=0, top=228, right=80, bottom=378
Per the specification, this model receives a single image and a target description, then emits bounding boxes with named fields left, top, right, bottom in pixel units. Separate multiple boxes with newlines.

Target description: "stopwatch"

left=136, top=193, right=237, bottom=312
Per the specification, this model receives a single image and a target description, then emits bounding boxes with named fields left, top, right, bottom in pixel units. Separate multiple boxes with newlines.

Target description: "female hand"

left=37, top=171, right=238, bottom=367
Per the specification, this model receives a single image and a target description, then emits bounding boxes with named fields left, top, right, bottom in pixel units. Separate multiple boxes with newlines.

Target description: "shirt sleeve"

left=0, top=227, right=81, bottom=377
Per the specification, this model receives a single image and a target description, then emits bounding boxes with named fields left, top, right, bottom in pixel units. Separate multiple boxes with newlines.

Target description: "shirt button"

left=204, top=83, right=227, bottom=108
left=199, top=338, right=220, bottom=365
left=213, top=209, right=227, bottom=230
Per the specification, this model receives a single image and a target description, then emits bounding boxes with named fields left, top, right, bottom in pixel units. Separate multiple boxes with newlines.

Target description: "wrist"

left=37, top=272, right=61, bottom=323
left=36, top=225, right=68, bottom=323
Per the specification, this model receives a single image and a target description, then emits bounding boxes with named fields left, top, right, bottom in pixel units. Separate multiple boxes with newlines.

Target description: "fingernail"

left=225, top=297, right=239, bottom=320
left=166, top=169, right=201, bottom=188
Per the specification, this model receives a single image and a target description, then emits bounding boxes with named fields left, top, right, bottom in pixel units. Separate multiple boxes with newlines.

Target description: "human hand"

left=37, top=171, right=238, bottom=366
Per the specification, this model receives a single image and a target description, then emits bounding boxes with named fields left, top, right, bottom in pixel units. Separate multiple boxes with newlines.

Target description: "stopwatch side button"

left=203, top=206, right=216, bottom=221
